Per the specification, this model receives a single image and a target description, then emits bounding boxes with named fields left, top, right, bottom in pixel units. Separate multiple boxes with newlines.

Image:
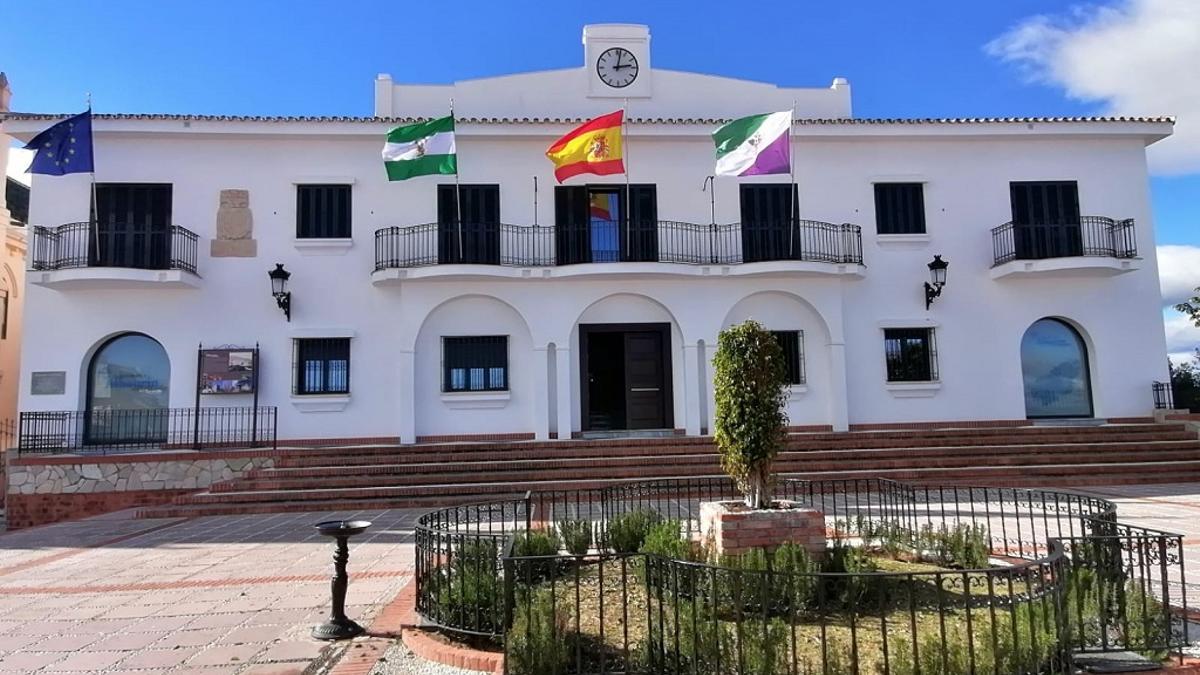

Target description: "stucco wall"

left=4, top=125, right=1169, bottom=442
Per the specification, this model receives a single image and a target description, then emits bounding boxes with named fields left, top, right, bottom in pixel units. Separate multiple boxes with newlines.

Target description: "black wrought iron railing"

left=31, top=221, right=200, bottom=274
left=374, top=220, right=864, bottom=271
left=1153, top=381, right=1176, bottom=410
left=413, top=477, right=1189, bottom=674
left=992, top=216, right=1137, bottom=266
left=16, top=407, right=277, bottom=455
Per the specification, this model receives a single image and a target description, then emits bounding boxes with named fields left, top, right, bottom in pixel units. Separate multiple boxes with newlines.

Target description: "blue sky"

left=2, top=0, right=1197, bottom=347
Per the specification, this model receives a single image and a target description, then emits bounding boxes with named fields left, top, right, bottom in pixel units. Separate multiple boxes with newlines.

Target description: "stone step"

left=271, top=429, right=1196, bottom=469
left=178, top=458, right=1200, bottom=506
left=218, top=444, right=1200, bottom=493
left=256, top=439, right=1200, bottom=477
left=136, top=466, right=1200, bottom=520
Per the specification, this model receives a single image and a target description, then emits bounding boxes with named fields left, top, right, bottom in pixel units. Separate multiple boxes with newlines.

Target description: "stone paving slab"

left=0, top=507, right=419, bottom=673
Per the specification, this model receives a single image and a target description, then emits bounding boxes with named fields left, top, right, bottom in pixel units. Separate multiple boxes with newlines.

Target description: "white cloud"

left=6, top=145, right=31, bottom=187
left=1164, top=313, right=1200, bottom=364
left=1158, top=244, right=1200, bottom=306
left=986, top=0, right=1200, bottom=175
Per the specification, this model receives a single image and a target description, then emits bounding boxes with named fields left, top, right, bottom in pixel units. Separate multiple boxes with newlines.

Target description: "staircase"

left=136, top=421, right=1200, bottom=518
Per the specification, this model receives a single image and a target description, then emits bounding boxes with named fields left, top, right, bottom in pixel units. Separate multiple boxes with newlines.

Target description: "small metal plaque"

left=30, top=371, right=66, bottom=395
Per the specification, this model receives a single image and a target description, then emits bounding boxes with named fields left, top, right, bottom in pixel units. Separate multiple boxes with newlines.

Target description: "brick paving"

left=0, top=507, right=419, bottom=673
left=2, top=483, right=1200, bottom=673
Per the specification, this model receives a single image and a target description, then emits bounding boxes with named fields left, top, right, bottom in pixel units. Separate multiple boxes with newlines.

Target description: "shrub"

left=713, top=320, right=789, bottom=509
left=428, top=539, right=503, bottom=633
left=511, top=529, right=561, bottom=582
left=714, top=542, right=818, bottom=615
left=506, top=588, right=572, bottom=675
left=819, top=539, right=880, bottom=608
left=916, top=523, right=990, bottom=569
left=858, top=516, right=910, bottom=559
left=720, top=617, right=790, bottom=675
left=557, top=518, right=593, bottom=556
left=604, top=509, right=662, bottom=554
left=640, top=520, right=704, bottom=595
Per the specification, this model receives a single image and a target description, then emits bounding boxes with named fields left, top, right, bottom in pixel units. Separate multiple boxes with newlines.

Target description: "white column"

left=682, top=342, right=701, bottom=435
left=533, top=346, right=551, bottom=441
left=703, top=339, right=717, bottom=435
left=554, top=346, right=573, bottom=439
left=829, top=342, right=850, bottom=432
left=398, top=349, right=416, bottom=444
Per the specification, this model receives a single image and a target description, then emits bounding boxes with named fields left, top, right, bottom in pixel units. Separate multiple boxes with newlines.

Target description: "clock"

left=596, top=47, right=639, bottom=89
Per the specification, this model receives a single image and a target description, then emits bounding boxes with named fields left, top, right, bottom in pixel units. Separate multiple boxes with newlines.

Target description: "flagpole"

left=87, top=92, right=100, bottom=262
left=450, top=98, right=463, bottom=261
left=532, top=176, right=538, bottom=227
left=788, top=102, right=796, bottom=258
left=702, top=176, right=716, bottom=263
left=622, top=99, right=630, bottom=259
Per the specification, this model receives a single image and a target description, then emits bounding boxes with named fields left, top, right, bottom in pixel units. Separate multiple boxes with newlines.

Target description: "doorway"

left=1020, top=318, right=1094, bottom=418
left=580, top=323, right=673, bottom=431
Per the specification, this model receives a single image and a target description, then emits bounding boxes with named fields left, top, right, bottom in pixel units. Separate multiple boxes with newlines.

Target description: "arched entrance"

left=85, top=333, right=171, bottom=443
left=1020, top=318, right=1093, bottom=419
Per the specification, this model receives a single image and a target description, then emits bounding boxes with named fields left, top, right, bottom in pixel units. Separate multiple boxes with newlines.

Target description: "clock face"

left=596, top=47, right=639, bottom=89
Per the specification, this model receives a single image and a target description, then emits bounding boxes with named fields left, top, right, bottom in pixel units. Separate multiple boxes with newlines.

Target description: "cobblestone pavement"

left=0, top=507, right=418, bottom=673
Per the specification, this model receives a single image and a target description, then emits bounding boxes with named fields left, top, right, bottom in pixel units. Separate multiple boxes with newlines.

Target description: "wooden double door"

left=580, top=324, right=672, bottom=431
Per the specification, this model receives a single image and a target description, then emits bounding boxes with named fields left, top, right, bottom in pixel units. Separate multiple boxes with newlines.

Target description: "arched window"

left=1020, top=319, right=1093, bottom=418
left=86, top=333, right=170, bottom=443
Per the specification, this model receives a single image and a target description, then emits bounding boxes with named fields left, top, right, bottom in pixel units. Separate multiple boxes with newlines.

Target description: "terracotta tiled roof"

left=0, top=112, right=1176, bottom=125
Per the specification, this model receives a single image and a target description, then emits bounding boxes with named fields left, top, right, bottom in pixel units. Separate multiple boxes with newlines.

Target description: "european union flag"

left=23, top=110, right=94, bottom=176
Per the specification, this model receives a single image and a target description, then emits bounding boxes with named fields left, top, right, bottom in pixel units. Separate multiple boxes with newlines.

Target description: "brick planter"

left=700, top=500, right=826, bottom=557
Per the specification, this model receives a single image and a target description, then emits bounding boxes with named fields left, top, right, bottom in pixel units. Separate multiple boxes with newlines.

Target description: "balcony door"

left=91, top=184, right=172, bottom=269
left=1010, top=181, right=1082, bottom=260
left=437, top=184, right=500, bottom=264
left=740, top=183, right=799, bottom=263
left=554, top=185, right=657, bottom=265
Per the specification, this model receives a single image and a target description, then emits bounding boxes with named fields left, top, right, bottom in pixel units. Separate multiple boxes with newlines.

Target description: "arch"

left=84, top=332, right=171, bottom=444
left=720, top=290, right=834, bottom=344
left=406, top=293, right=535, bottom=352
left=413, top=294, right=537, bottom=437
left=572, top=292, right=683, bottom=337
left=1020, top=318, right=1094, bottom=419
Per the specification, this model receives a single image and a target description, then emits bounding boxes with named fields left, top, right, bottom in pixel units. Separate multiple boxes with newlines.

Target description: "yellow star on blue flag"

left=24, top=110, right=94, bottom=176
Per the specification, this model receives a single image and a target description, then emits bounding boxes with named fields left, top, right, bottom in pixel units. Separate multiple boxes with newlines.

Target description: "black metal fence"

left=375, top=220, right=864, bottom=271
left=991, top=216, right=1137, bottom=266
left=1153, top=381, right=1176, bottom=410
left=413, top=477, right=1188, bottom=674
left=16, top=406, right=277, bottom=455
left=31, top=221, right=200, bottom=274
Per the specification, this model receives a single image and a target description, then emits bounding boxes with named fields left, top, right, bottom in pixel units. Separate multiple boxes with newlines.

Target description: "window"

left=884, top=328, right=938, bottom=382
left=874, top=183, right=926, bottom=235
left=0, top=288, right=8, bottom=340
left=443, top=336, right=508, bottom=392
left=296, top=185, right=352, bottom=239
left=772, top=330, right=806, bottom=385
left=739, top=183, right=800, bottom=263
left=90, top=183, right=173, bottom=269
left=293, top=338, right=350, bottom=395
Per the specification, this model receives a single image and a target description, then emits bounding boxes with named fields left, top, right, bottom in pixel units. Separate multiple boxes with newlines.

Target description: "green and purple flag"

left=712, top=111, right=792, bottom=177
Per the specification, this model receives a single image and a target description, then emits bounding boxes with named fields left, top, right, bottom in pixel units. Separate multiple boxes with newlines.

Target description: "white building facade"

left=1, top=25, right=1175, bottom=446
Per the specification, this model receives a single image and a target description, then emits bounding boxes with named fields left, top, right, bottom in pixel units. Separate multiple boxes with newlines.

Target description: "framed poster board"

left=199, top=348, right=257, bottom=394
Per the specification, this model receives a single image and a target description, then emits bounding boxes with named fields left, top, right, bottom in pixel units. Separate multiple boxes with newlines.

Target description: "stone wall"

left=5, top=451, right=274, bottom=529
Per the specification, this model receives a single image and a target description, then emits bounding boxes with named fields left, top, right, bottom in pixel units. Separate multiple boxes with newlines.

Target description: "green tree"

left=713, top=320, right=789, bottom=509
left=1170, top=351, right=1200, bottom=412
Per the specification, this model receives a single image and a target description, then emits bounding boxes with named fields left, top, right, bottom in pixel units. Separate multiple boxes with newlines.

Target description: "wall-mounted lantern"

left=268, top=263, right=292, bottom=322
left=925, top=255, right=948, bottom=310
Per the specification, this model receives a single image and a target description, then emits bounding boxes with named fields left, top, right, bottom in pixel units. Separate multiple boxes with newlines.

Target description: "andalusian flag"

left=546, top=111, right=624, bottom=183
left=712, top=111, right=792, bottom=177
left=383, top=116, right=456, bottom=181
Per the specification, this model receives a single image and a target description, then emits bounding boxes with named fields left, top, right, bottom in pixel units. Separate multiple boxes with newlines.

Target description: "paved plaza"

left=0, top=508, right=418, bottom=673
left=0, top=484, right=1198, bottom=673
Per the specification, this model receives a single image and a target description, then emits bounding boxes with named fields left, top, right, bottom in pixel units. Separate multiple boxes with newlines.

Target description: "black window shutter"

left=1010, top=181, right=1081, bottom=259
left=555, top=185, right=589, bottom=265
left=874, top=184, right=926, bottom=235
left=297, top=185, right=350, bottom=239
left=740, top=184, right=798, bottom=262
left=625, top=184, right=658, bottom=262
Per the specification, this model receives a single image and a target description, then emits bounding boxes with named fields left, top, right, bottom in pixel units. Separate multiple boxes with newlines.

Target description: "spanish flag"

left=545, top=110, right=624, bottom=183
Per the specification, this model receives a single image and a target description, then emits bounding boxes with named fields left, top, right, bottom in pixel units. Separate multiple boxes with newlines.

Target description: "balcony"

left=372, top=219, right=864, bottom=283
left=990, top=216, right=1139, bottom=279
left=30, top=221, right=201, bottom=290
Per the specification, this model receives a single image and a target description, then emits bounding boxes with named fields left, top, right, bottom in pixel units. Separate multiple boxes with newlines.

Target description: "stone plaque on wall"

left=211, top=189, right=258, bottom=257
left=31, top=371, right=66, bottom=395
